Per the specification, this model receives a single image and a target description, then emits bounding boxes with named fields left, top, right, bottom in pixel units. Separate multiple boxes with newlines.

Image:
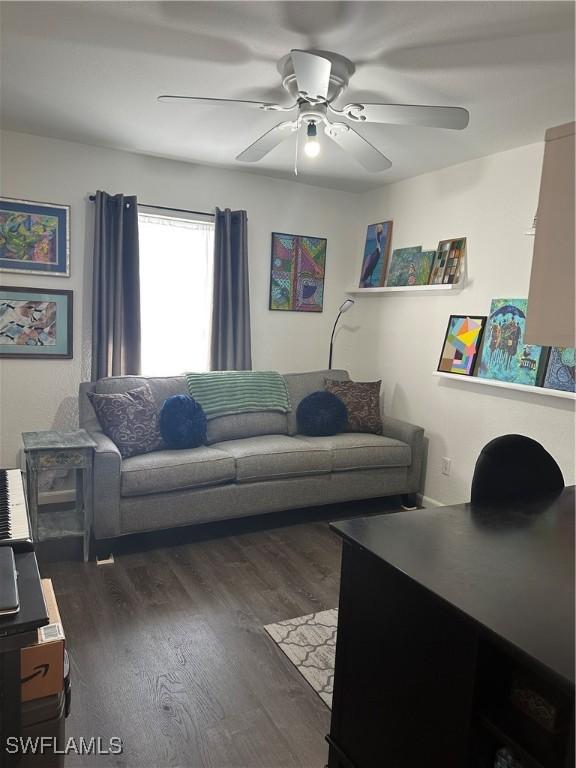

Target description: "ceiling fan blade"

left=236, top=121, right=298, bottom=162
left=158, top=95, right=295, bottom=112
left=325, top=123, right=391, bottom=172
left=337, top=103, right=469, bottom=130
left=290, top=50, right=332, bottom=102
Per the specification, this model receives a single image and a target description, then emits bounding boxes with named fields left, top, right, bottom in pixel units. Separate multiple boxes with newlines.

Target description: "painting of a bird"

left=360, top=221, right=392, bottom=287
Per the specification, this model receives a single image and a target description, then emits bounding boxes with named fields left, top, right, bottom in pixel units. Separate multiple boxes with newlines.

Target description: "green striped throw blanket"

left=185, top=371, right=291, bottom=420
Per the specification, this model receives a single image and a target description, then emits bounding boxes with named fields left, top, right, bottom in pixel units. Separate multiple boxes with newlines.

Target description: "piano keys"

left=0, top=468, right=33, bottom=552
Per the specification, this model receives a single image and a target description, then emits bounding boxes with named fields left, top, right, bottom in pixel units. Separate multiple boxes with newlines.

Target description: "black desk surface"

left=331, top=486, right=575, bottom=686
left=0, top=551, right=48, bottom=639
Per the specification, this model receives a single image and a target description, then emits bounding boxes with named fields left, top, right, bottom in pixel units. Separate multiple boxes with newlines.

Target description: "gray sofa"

left=79, top=369, right=424, bottom=541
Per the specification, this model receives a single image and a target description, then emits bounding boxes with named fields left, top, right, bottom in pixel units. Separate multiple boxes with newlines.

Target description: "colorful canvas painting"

left=543, top=347, right=576, bottom=392
left=0, top=198, right=70, bottom=276
left=386, top=247, right=436, bottom=287
left=429, top=238, right=466, bottom=285
left=477, top=299, right=543, bottom=386
left=269, top=232, right=326, bottom=312
left=0, top=286, right=73, bottom=358
left=359, top=221, right=393, bottom=287
left=438, top=315, right=487, bottom=375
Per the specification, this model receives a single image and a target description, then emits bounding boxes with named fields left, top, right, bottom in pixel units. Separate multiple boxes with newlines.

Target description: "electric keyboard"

left=0, top=468, right=33, bottom=552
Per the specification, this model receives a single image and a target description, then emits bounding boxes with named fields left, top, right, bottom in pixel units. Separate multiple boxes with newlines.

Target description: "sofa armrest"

left=91, top=431, right=122, bottom=539
left=381, top=415, right=425, bottom=494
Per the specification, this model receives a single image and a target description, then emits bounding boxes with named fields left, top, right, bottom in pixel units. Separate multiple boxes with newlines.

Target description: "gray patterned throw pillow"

left=87, top=385, right=163, bottom=458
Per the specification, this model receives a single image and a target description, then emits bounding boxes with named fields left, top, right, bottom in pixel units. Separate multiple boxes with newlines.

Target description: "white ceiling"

left=1, top=1, right=574, bottom=192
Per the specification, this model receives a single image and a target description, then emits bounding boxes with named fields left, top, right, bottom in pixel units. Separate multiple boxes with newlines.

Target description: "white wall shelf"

left=347, top=282, right=464, bottom=296
left=433, top=371, right=576, bottom=401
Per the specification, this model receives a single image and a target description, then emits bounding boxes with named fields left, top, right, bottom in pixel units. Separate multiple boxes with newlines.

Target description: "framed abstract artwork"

left=0, top=286, right=73, bottom=359
left=477, top=298, right=543, bottom=386
left=0, top=198, right=70, bottom=276
left=437, top=315, right=487, bottom=375
left=386, top=246, right=436, bottom=287
left=543, top=347, right=576, bottom=392
left=429, top=238, right=466, bottom=285
left=269, top=232, right=326, bottom=312
left=359, top=220, right=393, bottom=287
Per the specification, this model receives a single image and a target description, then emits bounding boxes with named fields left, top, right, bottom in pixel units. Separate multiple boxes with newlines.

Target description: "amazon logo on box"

left=20, top=580, right=65, bottom=703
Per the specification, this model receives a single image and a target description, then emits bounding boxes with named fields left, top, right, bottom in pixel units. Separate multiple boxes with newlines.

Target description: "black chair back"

left=471, top=434, right=564, bottom=504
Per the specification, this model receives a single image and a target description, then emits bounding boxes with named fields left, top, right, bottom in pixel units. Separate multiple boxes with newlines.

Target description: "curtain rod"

left=88, top=195, right=214, bottom=218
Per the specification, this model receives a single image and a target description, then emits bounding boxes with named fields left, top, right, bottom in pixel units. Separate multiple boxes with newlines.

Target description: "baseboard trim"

left=419, top=494, right=444, bottom=508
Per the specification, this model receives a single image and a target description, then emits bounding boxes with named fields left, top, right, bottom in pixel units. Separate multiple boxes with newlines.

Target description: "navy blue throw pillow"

left=160, top=394, right=207, bottom=449
left=296, top=391, right=348, bottom=437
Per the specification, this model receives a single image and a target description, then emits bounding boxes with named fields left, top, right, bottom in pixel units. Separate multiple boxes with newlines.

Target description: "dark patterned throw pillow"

left=87, top=385, right=163, bottom=458
left=325, top=379, right=383, bottom=434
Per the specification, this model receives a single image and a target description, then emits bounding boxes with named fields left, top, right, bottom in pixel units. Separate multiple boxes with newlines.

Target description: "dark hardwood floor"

left=40, top=518, right=346, bottom=768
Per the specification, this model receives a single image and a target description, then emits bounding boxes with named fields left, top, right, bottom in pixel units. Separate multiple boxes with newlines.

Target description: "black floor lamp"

left=329, top=298, right=355, bottom=369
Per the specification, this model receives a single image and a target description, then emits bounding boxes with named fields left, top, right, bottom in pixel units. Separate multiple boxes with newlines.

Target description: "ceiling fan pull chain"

left=294, top=121, right=301, bottom=176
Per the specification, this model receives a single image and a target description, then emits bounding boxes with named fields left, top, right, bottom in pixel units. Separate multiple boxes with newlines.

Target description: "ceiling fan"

left=158, top=49, right=469, bottom=173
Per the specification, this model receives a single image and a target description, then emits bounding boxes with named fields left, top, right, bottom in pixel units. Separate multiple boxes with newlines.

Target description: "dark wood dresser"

left=328, top=487, right=575, bottom=768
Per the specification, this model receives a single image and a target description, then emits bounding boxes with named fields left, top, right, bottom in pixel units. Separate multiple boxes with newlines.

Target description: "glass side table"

left=22, top=430, right=96, bottom=562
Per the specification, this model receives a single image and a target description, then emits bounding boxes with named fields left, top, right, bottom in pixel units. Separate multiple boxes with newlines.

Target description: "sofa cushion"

left=206, top=411, right=288, bottom=444
left=93, top=375, right=289, bottom=443
left=284, top=369, right=349, bottom=435
left=121, top=446, right=236, bottom=497
left=298, top=433, right=411, bottom=471
left=211, top=435, right=331, bottom=483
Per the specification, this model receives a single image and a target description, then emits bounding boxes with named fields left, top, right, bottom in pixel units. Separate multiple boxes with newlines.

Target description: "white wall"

left=345, top=142, right=575, bottom=504
left=2, top=131, right=573, bottom=503
left=0, top=130, right=359, bottom=466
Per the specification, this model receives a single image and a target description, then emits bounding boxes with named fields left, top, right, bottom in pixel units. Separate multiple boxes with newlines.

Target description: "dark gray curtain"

left=210, top=208, right=252, bottom=370
left=91, top=191, right=141, bottom=380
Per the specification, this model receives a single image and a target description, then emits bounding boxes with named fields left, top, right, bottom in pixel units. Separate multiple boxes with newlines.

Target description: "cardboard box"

left=20, top=579, right=65, bottom=703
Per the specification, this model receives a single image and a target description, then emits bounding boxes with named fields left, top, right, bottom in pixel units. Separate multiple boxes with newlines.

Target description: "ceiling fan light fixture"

left=304, top=121, right=321, bottom=158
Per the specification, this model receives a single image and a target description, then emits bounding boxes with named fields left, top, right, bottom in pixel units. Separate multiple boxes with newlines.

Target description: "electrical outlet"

left=441, top=457, right=452, bottom=476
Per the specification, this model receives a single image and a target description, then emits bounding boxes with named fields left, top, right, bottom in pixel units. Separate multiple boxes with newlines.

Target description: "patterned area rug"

left=264, top=609, right=337, bottom=708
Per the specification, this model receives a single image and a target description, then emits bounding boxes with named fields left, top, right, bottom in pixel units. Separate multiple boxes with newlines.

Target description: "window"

left=138, top=209, right=214, bottom=376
